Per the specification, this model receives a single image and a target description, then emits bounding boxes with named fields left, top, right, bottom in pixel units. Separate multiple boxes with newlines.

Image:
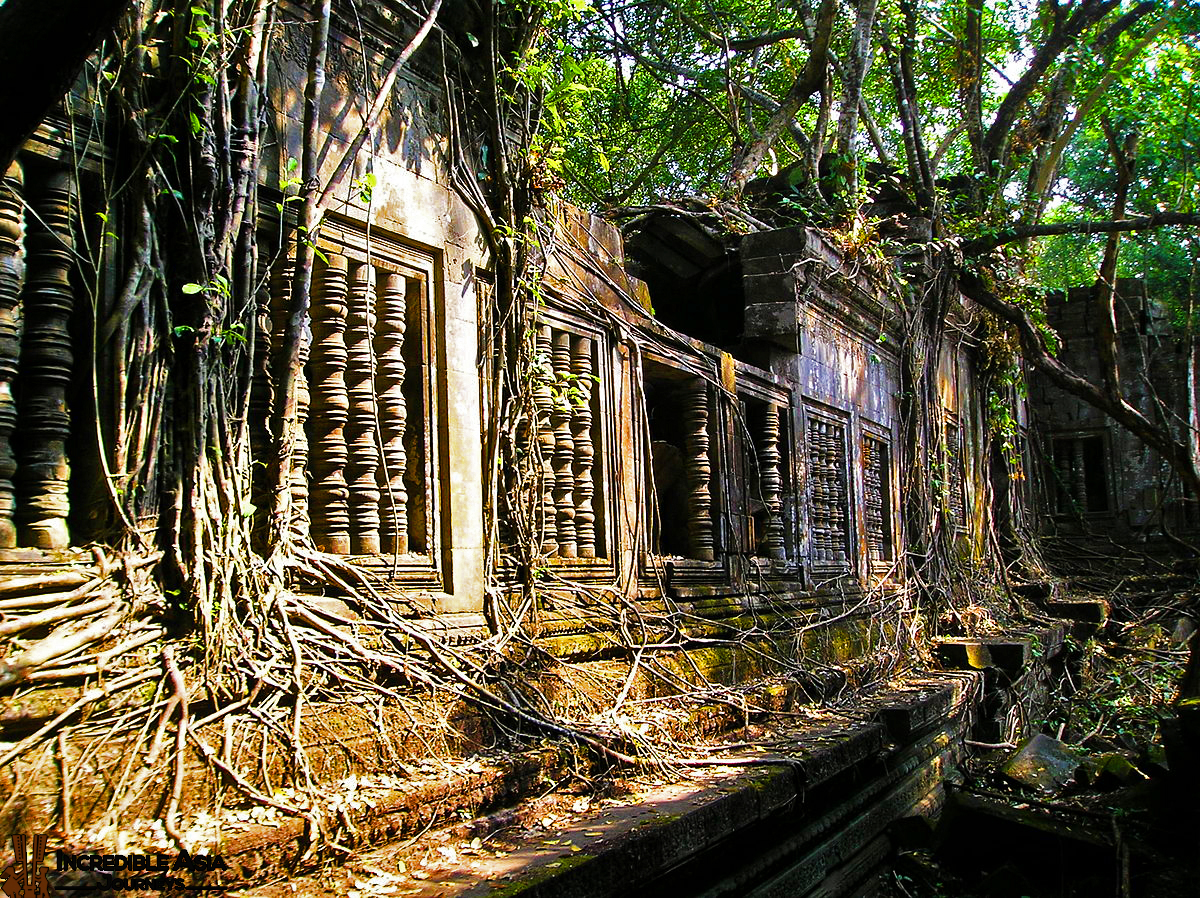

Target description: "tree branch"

left=727, top=0, right=836, bottom=192
left=961, top=212, right=1200, bottom=256
left=1028, top=2, right=1171, bottom=209
left=981, top=0, right=1120, bottom=172
left=315, top=0, right=444, bottom=212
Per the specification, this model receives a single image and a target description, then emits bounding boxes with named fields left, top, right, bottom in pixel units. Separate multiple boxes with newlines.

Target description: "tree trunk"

left=727, top=0, right=836, bottom=193
left=833, top=0, right=879, bottom=197
left=267, top=0, right=331, bottom=553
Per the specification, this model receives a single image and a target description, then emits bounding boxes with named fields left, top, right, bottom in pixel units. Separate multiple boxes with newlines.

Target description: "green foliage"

left=1051, top=631, right=1187, bottom=748
left=1033, top=7, right=1200, bottom=321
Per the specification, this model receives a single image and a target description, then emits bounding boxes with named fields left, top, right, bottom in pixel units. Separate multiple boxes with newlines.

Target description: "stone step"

left=934, top=625, right=1065, bottom=682
left=229, top=671, right=985, bottom=898
left=1039, top=596, right=1110, bottom=624
left=934, top=638, right=1031, bottom=679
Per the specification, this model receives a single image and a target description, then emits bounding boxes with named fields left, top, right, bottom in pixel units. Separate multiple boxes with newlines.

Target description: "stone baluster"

left=269, top=253, right=311, bottom=538
left=836, top=426, right=849, bottom=561
left=863, top=436, right=889, bottom=562
left=308, top=254, right=351, bottom=553
left=345, top=263, right=380, bottom=554
left=826, top=424, right=838, bottom=560
left=831, top=425, right=847, bottom=563
left=550, top=330, right=576, bottom=557
left=821, top=422, right=832, bottom=562
left=532, top=324, right=557, bottom=554
left=760, top=403, right=786, bottom=559
left=1071, top=438, right=1086, bottom=512
left=682, top=380, right=715, bottom=561
left=0, top=161, right=24, bottom=548
left=16, top=171, right=76, bottom=548
left=375, top=271, right=409, bottom=554
left=808, top=419, right=826, bottom=562
left=570, top=335, right=596, bottom=558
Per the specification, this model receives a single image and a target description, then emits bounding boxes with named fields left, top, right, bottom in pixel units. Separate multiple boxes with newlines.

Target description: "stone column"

left=571, top=335, right=596, bottom=558
left=308, top=254, right=351, bottom=553
left=0, top=161, right=24, bottom=548
left=345, top=263, right=380, bottom=554
left=551, top=329, right=576, bottom=557
left=760, top=403, right=786, bottom=559
left=16, top=170, right=76, bottom=549
left=375, top=271, right=409, bottom=554
left=682, top=379, right=714, bottom=561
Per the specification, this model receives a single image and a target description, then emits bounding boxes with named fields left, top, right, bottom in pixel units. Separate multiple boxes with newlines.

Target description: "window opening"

left=645, top=364, right=714, bottom=561
left=1049, top=434, right=1110, bottom=516
left=863, top=434, right=893, bottom=563
left=806, top=412, right=850, bottom=567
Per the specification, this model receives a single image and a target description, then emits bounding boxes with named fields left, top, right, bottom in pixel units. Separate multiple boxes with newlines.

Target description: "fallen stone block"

left=934, top=638, right=1030, bottom=679
left=1001, top=734, right=1082, bottom=794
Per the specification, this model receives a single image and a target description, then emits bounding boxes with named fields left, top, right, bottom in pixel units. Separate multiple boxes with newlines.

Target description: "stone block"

left=744, top=302, right=800, bottom=352
left=743, top=270, right=798, bottom=305
left=1041, top=597, right=1110, bottom=624
left=1001, top=734, right=1082, bottom=794
left=741, top=226, right=809, bottom=260
left=934, top=638, right=1031, bottom=679
left=874, top=681, right=960, bottom=741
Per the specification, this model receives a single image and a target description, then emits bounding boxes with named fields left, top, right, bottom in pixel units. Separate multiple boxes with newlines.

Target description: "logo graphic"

left=1, top=834, right=52, bottom=898
left=4, top=836, right=233, bottom=894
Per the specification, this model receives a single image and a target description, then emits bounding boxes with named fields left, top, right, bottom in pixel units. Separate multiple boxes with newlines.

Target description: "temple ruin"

left=1, top=4, right=1196, bottom=896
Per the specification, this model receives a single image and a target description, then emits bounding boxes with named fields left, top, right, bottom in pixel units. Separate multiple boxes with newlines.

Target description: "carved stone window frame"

left=639, top=350, right=728, bottom=590
left=801, top=400, right=854, bottom=579
left=860, top=420, right=897, bottom=573
left=307, top=214, right=444, bottom=589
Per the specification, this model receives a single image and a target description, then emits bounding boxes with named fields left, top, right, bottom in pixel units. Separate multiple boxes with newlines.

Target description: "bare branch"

left=982, top=0, right=1120, bottom=172
left=961, top=212, right=1200, bottom=256
left=727, top=0, right=837, bottom=192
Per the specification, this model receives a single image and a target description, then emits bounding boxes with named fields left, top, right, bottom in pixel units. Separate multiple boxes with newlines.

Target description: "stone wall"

left=1029, top=279, right=1198, bottom=544
left=0, top=6, right=1010, bottom=633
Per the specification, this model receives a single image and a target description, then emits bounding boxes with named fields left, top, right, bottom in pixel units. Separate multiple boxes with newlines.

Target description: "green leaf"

left=181, top=283, right=204, bottom=295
